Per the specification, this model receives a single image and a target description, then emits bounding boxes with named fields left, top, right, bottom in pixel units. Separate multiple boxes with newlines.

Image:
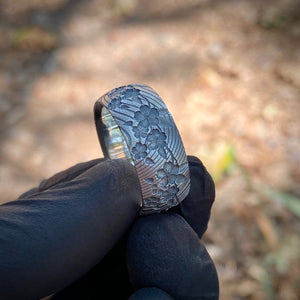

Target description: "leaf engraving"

left=144, top=178, right=154, bottom=184
left=145, top=158, right=155, bottom=165
left=123, top=121, right=133, bottom=126
left=158, top=148, right=167, bottom=159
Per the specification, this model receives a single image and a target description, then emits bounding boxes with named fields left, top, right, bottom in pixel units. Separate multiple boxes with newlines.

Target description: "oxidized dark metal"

left=94, top=84, right=190, bottom=215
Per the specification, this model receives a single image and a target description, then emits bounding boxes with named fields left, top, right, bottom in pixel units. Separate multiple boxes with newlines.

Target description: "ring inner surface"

left=101, top=107, right=133, bottom=164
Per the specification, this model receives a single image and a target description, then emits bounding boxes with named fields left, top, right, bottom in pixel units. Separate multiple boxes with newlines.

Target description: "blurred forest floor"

left=0, top=0, right=299, bottom=299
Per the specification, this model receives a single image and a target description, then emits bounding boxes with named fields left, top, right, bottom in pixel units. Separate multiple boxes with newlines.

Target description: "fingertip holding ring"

left=94, top=84, right=190, bottom=215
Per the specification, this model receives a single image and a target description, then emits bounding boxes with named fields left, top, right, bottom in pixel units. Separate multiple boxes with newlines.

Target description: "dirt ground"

left=0, top=0, right=299, bottom=299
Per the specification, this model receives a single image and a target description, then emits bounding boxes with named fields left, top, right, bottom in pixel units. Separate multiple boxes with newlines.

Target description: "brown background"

left=0, top=0, right=299, bottom=299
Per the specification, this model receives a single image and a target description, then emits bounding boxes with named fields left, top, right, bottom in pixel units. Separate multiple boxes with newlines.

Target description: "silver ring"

left=94, top=84, right=190, bottom=215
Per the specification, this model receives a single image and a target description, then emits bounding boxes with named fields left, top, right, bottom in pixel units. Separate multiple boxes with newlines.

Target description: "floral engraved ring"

left=94, top=84, right=190, bottom=215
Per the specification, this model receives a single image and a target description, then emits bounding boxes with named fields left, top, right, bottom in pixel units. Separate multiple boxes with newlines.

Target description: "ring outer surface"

left=94, top=84, right=190, bottom=215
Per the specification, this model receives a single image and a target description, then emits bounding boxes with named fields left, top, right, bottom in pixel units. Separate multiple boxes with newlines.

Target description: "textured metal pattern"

left=94, top=84, right=190, bottom=215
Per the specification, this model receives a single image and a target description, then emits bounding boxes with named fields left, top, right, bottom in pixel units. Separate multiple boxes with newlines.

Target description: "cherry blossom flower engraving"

left=143, top=196, right=160, bottom=208
left=122, top=88, right=140, bottom=101
left=152, top=184, right=162, bottom=196
left=151, top=183, right=179, bottom=205
left=134, top=105, right=159, bottom=129
left=145, top=129, right=167, bottom=150
left=133, top=126, right=148, bottom=139
left=156, top=161, right=187, bottom=187
left=131, top=142, right=147, bottom=160
left=161, top=186, right=179, bottom=203
left=108, top=97, right=122, bottom=110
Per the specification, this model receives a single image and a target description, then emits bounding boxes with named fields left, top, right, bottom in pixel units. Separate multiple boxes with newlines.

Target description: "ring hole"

left=101, top=107, right=134, bottom=165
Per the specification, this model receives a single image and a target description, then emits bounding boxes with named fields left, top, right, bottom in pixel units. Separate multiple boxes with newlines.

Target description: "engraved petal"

left=146, top=134, right=155, bottom=143
left=160, top=176, right=168, bottom=186
left=140, top=130, right=148, bottom=138
left=148, top=143, right=157, bottom=150
left=152, top=129, right=160, bottom=137
left=140, top=151, right=147, bottom=159
left=139, top=119, right=149, bottom=128
left=158, top=132, right=166, bottom=141
left=168, top=186, right=179, bottom=194
left=140, top=105, right=151, bottom=115
left=157, top=140, right=166, bottom=149
left=176, top=174, right=187, bottom=185
left=158, top=148, right=167, bottom=159
left=156, top=189, right=163, bottom=196
left=135, top=142, right=142, bottom=150
left=149, top=116, right=159, bottom=126
left=163, top=162, right=173, bottom=173
left=123, top=88, right=139, bottom=99
left=131, top=147, right=138, bottom=155
left=150, top=108, right=159, bottom=117
left=161, top=190, right=169, bottom=197
left=168, top=174, right=177, bottom=184
left=156, top=169, right=166, bottom=179
left=140, top=144, right=147, bottom=152
left=171, top=164, right=179, bottom=174
left=134, top=111, right=144, bottom=121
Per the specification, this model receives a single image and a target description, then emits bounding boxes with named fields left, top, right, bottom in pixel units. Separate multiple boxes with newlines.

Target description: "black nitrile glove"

left=0, top=159, right=141, bottom=300
left=0, top=156, right=218, bottom=300
left=126, top=156, right=218, bottom=300
left=127, top=213, right=218, bottom=300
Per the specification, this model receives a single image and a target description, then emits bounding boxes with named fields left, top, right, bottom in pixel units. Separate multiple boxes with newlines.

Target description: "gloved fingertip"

left=127, top=213, right=219, bottom=300
left=179, top=155, right=215, bottom=238
left=129, top=287, right=174, bottom=300
left=187, top=155, right=203, bottom=165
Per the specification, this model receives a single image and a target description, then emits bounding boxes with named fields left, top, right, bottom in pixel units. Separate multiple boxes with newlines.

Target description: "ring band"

left=94, top=84, right=190, bottom=215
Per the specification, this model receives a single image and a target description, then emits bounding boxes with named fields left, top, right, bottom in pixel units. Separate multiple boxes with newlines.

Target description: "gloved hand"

left=0, top=156, right=219, bottom=300
left=127, top=156, right=219, bottom=300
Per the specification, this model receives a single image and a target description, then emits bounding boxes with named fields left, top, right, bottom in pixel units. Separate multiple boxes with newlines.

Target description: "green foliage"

left=210, top=144, right=236, bottom=182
